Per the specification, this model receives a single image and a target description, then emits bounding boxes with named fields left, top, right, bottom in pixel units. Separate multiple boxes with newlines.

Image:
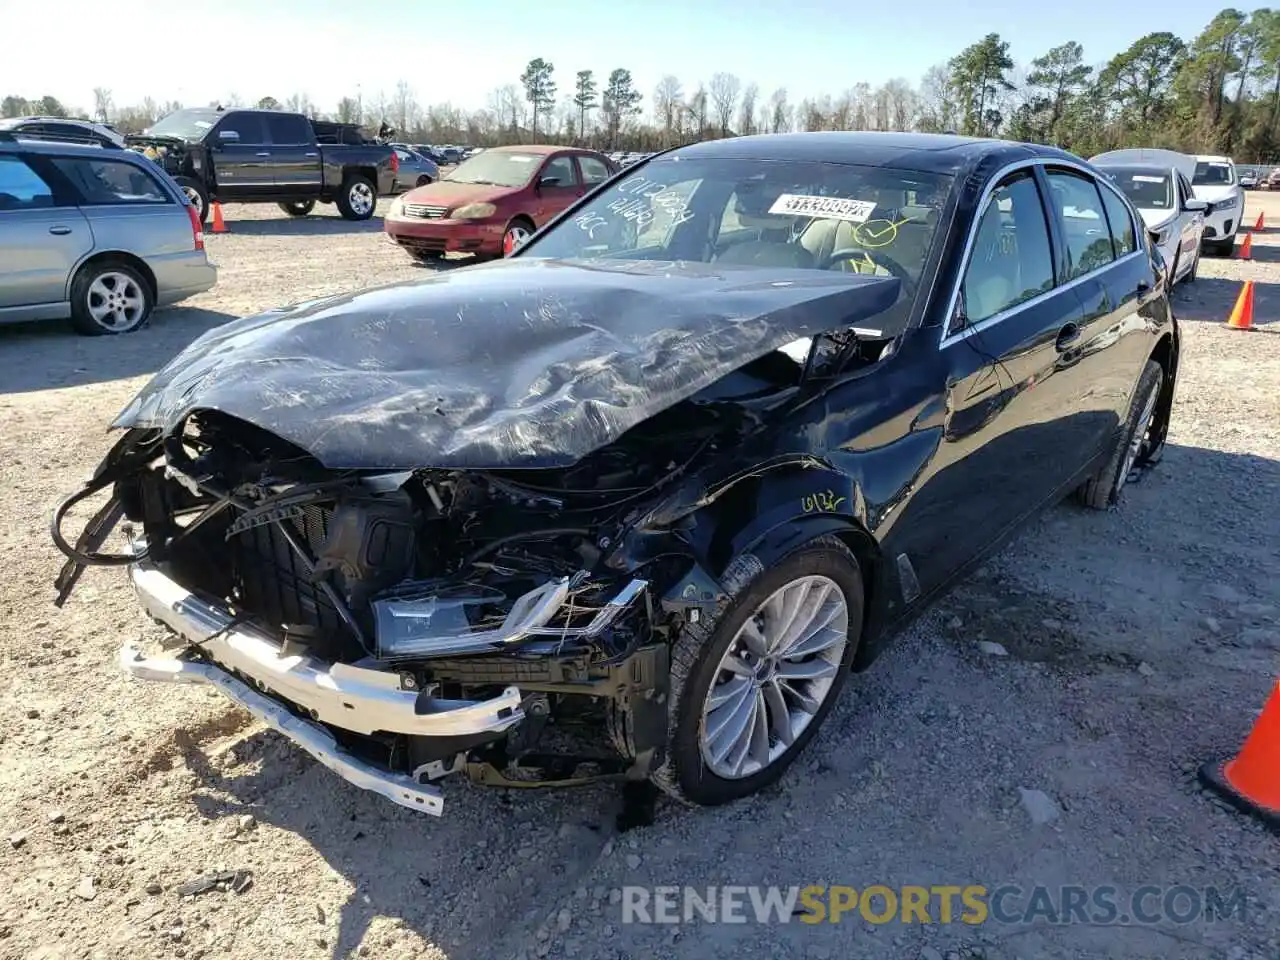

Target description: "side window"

left=578, top=155, right=612, bottom=185
left=0, top=154, right=58, bottom=210
left=265, top=113, right=312, bottom=145
left=541, top=156, right=578, bottom=188
left=215, top=113, right=267, bottom=145
left=51, top=157, right=168, bottom=205
left=1045, top=170, right=1115, bottom=279
left=957, top=172, right=1054, bottom=330
left=1098, top=184, right=1137, bottom=257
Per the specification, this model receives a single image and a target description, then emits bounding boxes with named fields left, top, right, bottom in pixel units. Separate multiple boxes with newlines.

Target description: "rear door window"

left=265, top=113, right=312, bottom=145
left=578, top=155, right=612, bottom=185
left=1045, top=170, right=1116, bottom=280
left=51, top=157, right=169, bottom=205
left=0, top=154, right=59, bottom=209
left=1098, top=185, right=1137, bottom=257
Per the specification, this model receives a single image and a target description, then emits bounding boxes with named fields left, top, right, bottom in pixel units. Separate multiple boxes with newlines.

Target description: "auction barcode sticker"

left=768, top=194, right=877, bottom=222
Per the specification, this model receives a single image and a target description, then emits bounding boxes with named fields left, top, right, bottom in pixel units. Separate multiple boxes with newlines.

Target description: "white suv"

left=1191, top=155, right=1246, bottom=256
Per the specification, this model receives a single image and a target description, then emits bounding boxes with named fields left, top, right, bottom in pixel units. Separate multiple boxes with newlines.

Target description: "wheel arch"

left=65, top=251, right=158, bottom=303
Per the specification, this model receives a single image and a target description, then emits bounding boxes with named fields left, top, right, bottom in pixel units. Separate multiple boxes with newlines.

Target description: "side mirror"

left=1184, top=198, right=1209, bottom=213
left=538, top=175, right=561, bottom=188
left=216, top=130, right=240, bottom=148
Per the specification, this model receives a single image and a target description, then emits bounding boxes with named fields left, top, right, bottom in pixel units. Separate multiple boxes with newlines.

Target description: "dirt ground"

left=0, top=193, right=1277, bottom=960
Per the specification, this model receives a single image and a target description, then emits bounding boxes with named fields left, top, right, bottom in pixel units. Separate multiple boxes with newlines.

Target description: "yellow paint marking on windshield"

left=851, top=216, right=914, bottom=248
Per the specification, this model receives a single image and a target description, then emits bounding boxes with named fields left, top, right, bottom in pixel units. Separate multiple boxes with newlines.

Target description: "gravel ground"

left=0, top=196, right=1277, bottom=960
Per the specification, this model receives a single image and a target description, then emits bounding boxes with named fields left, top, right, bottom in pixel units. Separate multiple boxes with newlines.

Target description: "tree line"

left=7, top=9, right=1280, bottom=162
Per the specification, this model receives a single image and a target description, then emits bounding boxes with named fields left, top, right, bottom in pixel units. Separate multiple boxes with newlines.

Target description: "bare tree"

left=768, top=87, right=791, bottom=133
left=653, top=75, right=683, bottom=144
left=917, top=63, right=958, bottom=132
left=883, top=78, right=918, bottom=130
left=393, top=80, right=418, bottom=135
left=737, top=82, right=759, bottom=135
left=92, top=87, right=112, bottom=123
left=709, top=72, right=741, bottom=134
left=687, top=84, right=709, bottom=138
left=830, top=89, right=855, bottom=129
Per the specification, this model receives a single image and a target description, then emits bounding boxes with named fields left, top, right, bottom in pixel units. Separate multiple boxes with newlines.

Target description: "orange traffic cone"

left=1226, top=280, right=1255, bottom=330
left=1239, top=232, right=1253, bottom=259
left=210, top=201, right=227, bottom=234
left=1254, top=210, right=1265, bottom=232
left=1199, top=679, right=1280, bottom=832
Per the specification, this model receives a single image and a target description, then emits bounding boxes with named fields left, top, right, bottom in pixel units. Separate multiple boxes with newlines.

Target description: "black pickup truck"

left=127, top=107, right=397, bottom=223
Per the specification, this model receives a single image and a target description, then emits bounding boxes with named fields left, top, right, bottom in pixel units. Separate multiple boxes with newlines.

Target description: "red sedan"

left=384, top=145, right=618, bottom=261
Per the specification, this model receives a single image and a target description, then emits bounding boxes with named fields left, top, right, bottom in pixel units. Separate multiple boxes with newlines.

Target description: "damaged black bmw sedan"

left=53, top=132, right=1180, bottom=815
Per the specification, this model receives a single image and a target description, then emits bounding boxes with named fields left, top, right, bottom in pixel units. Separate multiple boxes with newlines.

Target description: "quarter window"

left=1045, top=170, right=1115, bottom=279
left=0, top=154, right=57, bottom=210
left=266, top=113, right=312, bottom=145
left=957, top=172, right=1055, bottom=330
left=1098, top=185, right=1137, bottom=257
left=52, top=157, right=168, bottom=204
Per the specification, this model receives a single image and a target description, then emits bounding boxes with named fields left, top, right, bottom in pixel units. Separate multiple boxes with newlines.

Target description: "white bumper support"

left=122, top=557, right=528, bottom=816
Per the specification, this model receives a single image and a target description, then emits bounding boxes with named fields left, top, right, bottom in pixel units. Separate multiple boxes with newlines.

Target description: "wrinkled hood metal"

left=113, top=258, right=899, bottom=470
left=1136, top=207, right=1178, bottom=232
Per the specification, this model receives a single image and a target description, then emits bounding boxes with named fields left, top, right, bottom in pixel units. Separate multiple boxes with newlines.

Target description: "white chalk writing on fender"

left=768, top=194, right=877, bottom=223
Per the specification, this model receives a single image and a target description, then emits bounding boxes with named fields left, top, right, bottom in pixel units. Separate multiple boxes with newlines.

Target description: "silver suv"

left=0, top=133, right=217, bottom=335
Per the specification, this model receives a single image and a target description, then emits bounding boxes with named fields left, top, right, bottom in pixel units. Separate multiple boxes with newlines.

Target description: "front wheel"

left=1180, top=246, right=1199, bottom=283
left=1077, top=360, right=1164, bottom=510
left=501, top=218, right=534, bottom=256
left=278, top=200, right=316, bottom=217
left=1208, top=236, right=1236, bottom=257
left=651, top=536, right=863, bottom=806
left=336, top=175, right=377, bottom=220
left=174, top=176, right=208, bottom=224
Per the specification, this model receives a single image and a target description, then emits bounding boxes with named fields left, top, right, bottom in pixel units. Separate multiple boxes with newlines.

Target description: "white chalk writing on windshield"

left=574, top=175, right=696, bottom=239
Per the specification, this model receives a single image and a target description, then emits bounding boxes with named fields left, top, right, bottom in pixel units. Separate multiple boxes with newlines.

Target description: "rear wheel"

left=650, top=536, right=863, bottom=806
left=69, top=260, right=153, bottom=336
left=416, top=175, right=432, bottom=187
left=1077, top=360, right=1163, bottom=510
left=174, top=176, right=208, bottom=224
left=278, top=200, right=316, bottom=217
left=336, top=175, right=377, bottom=220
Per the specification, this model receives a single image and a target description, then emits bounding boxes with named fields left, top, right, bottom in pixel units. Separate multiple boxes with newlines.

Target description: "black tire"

left=278, top=200, right=316, bottom=217
left=1076, top=360, right=1164, bottom=510
left=1182, top=247, right=1199, bottom=283
left=335, top=175, right=377, bottom=220
left=501, top=216, right=536, bottom=257
left=174, top=176, right=209, bottom=224
left=650, top=535, right=864, bottom=806
left=416, top=175, right=432, bottom=187
left=1208, top=237, right=1235, bottom=257
left=68, top=260, right=153, bottom=336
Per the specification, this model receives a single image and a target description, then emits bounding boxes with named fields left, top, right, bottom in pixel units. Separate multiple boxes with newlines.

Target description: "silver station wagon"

left=0, top=133, right=217, bottom=335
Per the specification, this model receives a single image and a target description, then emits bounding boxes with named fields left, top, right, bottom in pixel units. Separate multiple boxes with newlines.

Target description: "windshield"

left=523, top=156, right=950, bottom=332
left=445, top=151, right=538, bottom=186
left=1106, top=170, right=1173, bottom=210
left=145, top=109, right=220, bottom=140
left=1192, top=161, right=1235, bottom=186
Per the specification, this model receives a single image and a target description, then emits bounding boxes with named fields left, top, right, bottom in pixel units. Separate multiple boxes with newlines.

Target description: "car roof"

left=1094, top=162, right=1173, bottom=177
left=1194, top=155, right=1233, bottom=164
left=663, top=131, right=1082, bottom=175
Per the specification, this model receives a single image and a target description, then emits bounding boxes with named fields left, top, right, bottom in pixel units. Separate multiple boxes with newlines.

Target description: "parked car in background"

left=1093, top=160, right=1205, bottom=284
left=55, top=132, right=1180, bottom=817
left=1267, top=168, right=1280, bottom=190
left=0, top=116, right=126, bottom=149
left=127, top=107, right=397, bottom=223
left=384, top=144, right=617, bottom=260
left=1239, top=167, right=1260, bottom=189
left=0, top=132, right=216, bottom=335
left=438, top=146, right=463, bottom=165
left=1091, top=149, right=1242, bottom=256
left=390, top=146, right=440, bottom=192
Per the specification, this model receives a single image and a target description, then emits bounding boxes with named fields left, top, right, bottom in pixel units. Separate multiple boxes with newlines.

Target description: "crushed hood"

left=1136, top=207, right=1177, bottom=232
left=113, top=258, right=899, bottom=470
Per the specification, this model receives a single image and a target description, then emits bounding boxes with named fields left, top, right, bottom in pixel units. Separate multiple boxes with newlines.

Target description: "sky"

left=1, top=0, right=1270, bottom=119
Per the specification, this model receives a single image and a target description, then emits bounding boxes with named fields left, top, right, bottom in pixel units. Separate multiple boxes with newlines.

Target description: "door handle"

left=255, top=151, right=271, bottom=157
left=48, top=225, right=72, bottom=235
left=1055, top=323, right=1082, bottom=351
left=305, top=152, right=318, bottom=158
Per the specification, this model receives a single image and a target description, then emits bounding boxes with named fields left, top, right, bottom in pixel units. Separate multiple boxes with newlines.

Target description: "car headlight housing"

left=1213, top=195, right=1239, bottom=211
left=450, top=202, right=497, bottom=220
